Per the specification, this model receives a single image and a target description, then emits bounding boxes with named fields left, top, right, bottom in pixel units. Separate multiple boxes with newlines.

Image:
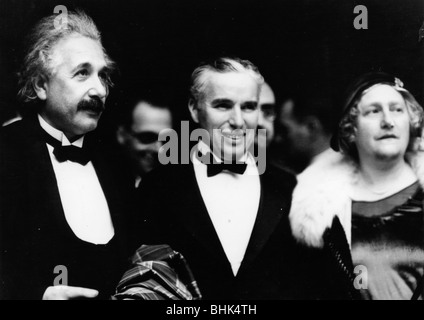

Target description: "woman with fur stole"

left=290, top=72, right=424, bottom=300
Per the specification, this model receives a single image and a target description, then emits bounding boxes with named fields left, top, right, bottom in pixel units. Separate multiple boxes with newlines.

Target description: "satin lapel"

left=177, top=163, right=234, bottom=275
left=237, top=168, right=291, bottom=275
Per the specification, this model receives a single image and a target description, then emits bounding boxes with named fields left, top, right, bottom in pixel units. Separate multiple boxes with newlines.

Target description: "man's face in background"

left=118, top=101, right=172, bottom=177
left=272, top=98, right=313, bottom=172
left=256, top=82, right=276, bottom=148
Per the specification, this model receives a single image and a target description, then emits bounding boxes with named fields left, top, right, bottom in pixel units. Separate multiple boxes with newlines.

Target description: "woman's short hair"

left=331, top=72, right=424, bottom=161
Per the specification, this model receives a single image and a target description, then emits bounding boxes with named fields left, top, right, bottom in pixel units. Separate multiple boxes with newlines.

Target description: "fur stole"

left=289, top=149, right=424, bottom=248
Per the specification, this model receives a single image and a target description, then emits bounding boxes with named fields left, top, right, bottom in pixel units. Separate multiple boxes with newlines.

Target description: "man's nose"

left=88, top=76, right=107, bottom=100
left=154, top=140, right=163, bottom=152
left=229, top=106, right=244, bottom=128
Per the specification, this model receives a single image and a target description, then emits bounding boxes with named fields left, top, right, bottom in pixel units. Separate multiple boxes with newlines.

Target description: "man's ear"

left=33, top=75, right=48, bottom=101
left=304, top=116, right=323, bottom=136
left=188, top=98, right=199, bottom=124
left=116, top=126, right=128, bottom=145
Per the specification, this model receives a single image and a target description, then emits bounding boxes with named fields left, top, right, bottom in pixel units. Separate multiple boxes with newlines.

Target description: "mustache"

left=77, top=97, right=105, bottom=113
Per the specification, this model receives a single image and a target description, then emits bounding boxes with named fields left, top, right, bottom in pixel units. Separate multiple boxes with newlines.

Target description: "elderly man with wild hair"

left=0, top=10, right=136, bottom=300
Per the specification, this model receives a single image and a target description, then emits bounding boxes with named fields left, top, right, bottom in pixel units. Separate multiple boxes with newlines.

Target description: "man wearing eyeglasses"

left=117, top=98, right=173, bottom=187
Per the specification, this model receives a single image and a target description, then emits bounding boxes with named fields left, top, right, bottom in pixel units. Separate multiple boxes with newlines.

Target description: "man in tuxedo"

left=137, top=57, right=308, bottom=299
left=0, top=11, right=136, bottom=300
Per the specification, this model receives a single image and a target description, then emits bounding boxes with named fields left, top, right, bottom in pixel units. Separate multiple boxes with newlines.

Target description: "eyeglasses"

left=130, top=131, right=160, bottom=144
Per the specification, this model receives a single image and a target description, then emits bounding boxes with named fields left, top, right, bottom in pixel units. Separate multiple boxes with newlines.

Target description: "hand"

left=42, top=285, right=99, bottom=300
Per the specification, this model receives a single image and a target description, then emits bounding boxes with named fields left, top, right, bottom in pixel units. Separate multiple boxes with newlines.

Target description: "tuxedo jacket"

left=0, top=115, right=138, bottom=300
left=136, top=160, right=314, bottom=300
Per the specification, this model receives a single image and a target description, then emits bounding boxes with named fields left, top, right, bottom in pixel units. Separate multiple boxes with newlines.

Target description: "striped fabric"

left=113, top=244, right=202, bottom=300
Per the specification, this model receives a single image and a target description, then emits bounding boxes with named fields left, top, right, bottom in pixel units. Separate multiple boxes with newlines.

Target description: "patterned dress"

left=352, top=182, right=424, bottom=300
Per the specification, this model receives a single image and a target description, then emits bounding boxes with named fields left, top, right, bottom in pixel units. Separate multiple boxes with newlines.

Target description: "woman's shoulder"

left=289, top=149, right=356, bottom=248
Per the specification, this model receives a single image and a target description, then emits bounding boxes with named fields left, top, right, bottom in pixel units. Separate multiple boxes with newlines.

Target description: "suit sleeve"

left=132, top=167, right=171, bottom=248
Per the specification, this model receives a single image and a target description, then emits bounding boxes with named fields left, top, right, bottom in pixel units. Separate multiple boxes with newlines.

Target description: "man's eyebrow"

left=211, top=98, right=234, bottom=105
left=242, top=101, right=258, bottom=106
left=364, top=103, right=382, bottom=108
left=71, top=62, right=110, bottom=74
left=71, top=62, right=92, bottom=73
left=260, top=103, right=275, bottom=109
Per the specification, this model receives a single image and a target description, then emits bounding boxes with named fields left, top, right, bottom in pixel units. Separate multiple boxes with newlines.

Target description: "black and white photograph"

left=0, top=0, right=424, bottom=305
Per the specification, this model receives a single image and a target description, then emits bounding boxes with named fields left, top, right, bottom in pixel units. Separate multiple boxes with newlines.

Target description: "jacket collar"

left=238, top=166, right=289, bottom=274
left=178, top=162, right=288, bottom=277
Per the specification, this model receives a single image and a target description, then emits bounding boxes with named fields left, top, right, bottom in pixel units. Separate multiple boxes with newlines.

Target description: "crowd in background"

left=1, top=3, right=424, bottom=300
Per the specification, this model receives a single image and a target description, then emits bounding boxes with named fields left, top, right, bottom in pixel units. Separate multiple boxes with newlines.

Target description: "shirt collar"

left=38, top=114, right=84, bottom=148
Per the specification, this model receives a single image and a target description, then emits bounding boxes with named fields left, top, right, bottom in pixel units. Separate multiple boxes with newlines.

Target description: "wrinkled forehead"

left=202, top=71, right=260, bottom=100
left=132, top=102, right=172, bottom=132
left=49, top=35, right=107, bottom=72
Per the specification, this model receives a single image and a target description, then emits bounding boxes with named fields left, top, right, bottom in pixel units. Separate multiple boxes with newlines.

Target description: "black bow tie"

left=207, top=162, right=247, bottom=177
left=53, top=145, right=91, bottom=165
left=41, top=129, right=91, bottom=165
left=196, top=151, right=247, bottom=177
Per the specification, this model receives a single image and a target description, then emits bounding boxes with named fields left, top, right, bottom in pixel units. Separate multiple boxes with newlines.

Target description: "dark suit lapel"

left=237, top=168, right=290, bottom=275
left=177, top=163, right=234, bottom=275
left=21, top=116, right=67, bottom=236
left=90, top=139, right=119, bottom=225
left=86, top=134, right=137, bottom=260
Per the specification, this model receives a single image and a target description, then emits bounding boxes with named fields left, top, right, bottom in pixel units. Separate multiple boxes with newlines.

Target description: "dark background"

left=1, top=0, right=423, bottom=135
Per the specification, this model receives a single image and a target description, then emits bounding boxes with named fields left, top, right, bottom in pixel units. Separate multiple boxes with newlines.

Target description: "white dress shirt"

left=38, top=115, right=114, bottom=245
left=192, top=141, right=261, bottom=276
